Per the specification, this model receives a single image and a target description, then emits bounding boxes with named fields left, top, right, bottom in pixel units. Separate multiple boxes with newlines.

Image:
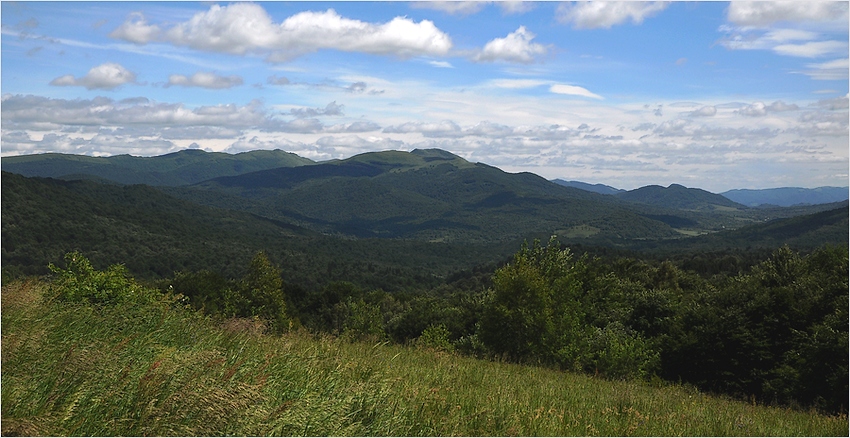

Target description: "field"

left=3, top=279, right=846, bottom=436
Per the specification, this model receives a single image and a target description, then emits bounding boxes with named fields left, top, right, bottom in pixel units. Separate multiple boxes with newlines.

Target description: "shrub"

left=48, top=252, right=158, bottom=305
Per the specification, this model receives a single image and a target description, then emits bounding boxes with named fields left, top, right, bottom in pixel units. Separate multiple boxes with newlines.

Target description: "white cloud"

left=727, top=1, right=849, bottom=27
left=108, top=12, right=160, bottom=44
left=688, top=106, right=717, bottom=117
left=737, top=102, right=767, bottom=117
left=167, top=72, right=243, bottom=89
left=549, top=84, right=603, bottom=100
left=411, top=1, right=489, bottom=16
left=473, top=26, right=547, bottom=63
left=557, top=1, right=669, bottom=29
left=499, top=1, right=537, bottom=15
left=428, top=60, right=454, bottom=68
left=802, top=58, right=850, bottom=80
left=111, top=4, right=453, bottom=61
left=290, top=101, right=345, bottom=118
left=487, top=78, right=549, bottom=89
left=49, top=62, right=136, bottom=90
left=773, top=40, right=847, bottom=58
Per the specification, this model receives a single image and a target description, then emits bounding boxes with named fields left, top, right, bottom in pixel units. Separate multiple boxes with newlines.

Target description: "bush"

left=48, top=252, right=158, bottom=305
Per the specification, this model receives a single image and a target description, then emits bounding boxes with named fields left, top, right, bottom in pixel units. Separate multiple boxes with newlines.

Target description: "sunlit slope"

left=1, top=148, right=314, bottom=186
left=187, top=149, right=680, bottom=242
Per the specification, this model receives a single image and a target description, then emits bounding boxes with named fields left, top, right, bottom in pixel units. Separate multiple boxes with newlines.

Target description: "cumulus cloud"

left=557, top=1, right=669, bottom=29
left=737, top=102, right=767, bottom=117
left=1, top=94, right=268, bottom=131
left=290, top=101, right=345, bottom=118
left=726, top=1, right=849, bottom=27
left=549, top=84, right=603, bottom=100
left=110, top=4, right=452, bottom=61
left=167, top=72, right=243, bottom=89
left=688, top=106, right=717, bottom=117
left=108, top=12, right=160, bottom=44
left=473, top=26, right=547, bottom=63
left=733, top=100, right=801, bottom=117
left=49, top=62, right=136, bottom=90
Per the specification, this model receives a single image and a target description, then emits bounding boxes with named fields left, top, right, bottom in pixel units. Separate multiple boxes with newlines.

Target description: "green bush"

left=48, top=252, right=158, bottom=305
left=416, top=323, right=455, bottom=353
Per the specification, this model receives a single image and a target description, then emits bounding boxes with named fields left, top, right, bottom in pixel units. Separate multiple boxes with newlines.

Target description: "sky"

left=1, top=1, right=848, bottom=192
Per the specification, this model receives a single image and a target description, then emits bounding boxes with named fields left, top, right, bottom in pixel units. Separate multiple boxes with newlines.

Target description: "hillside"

left=0, top=171, right=515, bottom=290
left=175, top=149, right=681, bottom=242
left=615, top=183, right=746, bottom=211
left=551, top=179, right=624, bottom=195
left=0, top=148, right=314, bottom=186
left=3, top=279, right=846, bottom=436
left=722, top=186, right=849, bottom=207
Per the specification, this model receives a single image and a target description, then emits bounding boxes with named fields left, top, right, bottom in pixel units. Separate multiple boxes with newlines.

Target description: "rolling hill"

left=551, top=179, right=624, bottom=195
left=721, top=186, right=849, bottom=207
left=0, top=148, right=314, bottom=186
left=615, top=183, right=746, bottom=211
left=0, top=171, right=516, bottom=290
left=169, top=149, right=682, bottom=242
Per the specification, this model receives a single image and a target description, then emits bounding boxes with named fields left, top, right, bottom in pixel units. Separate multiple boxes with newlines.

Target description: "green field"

left=3, top=280, right=846, bottom=437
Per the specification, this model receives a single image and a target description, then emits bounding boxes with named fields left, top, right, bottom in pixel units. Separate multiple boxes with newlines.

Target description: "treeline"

left=61, top=240, right=842, bottom=414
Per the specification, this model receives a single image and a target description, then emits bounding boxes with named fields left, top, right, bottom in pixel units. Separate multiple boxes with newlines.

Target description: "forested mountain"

left=0, top=148, right=314, bottom=186
left=721, top=186, right=849, bottom=207
left=166, top=149, right=685, bottom=242
left=0, top=171, right=517, bottom=289
left=614, top=183, right=746, bottom=211
left=551, top=179, right=624, bottom=195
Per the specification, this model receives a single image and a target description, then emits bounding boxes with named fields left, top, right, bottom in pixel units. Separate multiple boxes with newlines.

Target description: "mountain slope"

left=615, top=184, right=746, bottom=211
left=721, top=187, right=849, bottom=207
left=0, top=171, right=517, bottom=290
left=0, top=148, right=314, bottom=186
left=176, top=149, right=680, bottom=242
left=551, top=179, right=624, bottom=195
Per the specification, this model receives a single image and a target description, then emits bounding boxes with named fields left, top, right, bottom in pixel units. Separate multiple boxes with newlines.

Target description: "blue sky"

left=2, top=1, right=848, bottom=192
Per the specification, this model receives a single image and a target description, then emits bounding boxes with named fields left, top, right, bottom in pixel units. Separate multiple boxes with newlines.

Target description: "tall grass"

left=3, top=279, right=847, bottom=436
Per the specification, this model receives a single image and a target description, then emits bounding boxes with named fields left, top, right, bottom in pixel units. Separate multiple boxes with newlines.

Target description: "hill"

left=0, top=148, right=314, bottom=186
left=3, top=279, right=845, bottom=436
left=551, top=179, right=624, bottom=195
left=0, top=171, right=515, bottom=290
left=615, top=183, right=746, bottom=211
left=174, top=149, right=681, bottom=242
left=722, top=186, right=849, bottom=207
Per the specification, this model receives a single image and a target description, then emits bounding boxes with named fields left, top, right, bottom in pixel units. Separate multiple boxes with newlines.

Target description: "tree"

left=240, top=251, right=288, bottom=333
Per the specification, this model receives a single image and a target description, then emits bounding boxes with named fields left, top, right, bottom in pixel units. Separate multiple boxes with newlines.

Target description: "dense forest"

left=2, top=149, right=848, bottom=415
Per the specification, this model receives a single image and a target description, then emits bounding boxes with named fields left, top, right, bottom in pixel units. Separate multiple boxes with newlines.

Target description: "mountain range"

left=2, top=147, right=846, bottom=283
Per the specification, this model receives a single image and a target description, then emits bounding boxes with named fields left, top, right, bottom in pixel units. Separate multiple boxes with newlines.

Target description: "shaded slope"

left=1, top=148, right=314, bottom=186
left=182, top=150, right=679, bottom=242
left=1, top=172, right=516, bottom=290
left=616, top=184, right=746, bottom=211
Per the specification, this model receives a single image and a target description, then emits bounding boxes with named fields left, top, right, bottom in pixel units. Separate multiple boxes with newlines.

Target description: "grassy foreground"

left=2, top=280, right=847, bottom=436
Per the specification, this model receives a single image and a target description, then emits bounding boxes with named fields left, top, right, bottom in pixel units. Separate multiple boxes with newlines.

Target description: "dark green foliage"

left=479, top=238, right=660, bottom=379
left=661, top=245, right=848, bottom=413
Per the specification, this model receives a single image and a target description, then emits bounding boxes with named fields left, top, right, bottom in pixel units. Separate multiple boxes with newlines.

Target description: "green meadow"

left=3, top=279, right=846, bottom=437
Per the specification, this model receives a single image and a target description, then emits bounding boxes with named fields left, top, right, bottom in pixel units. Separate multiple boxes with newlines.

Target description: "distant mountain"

left=170, top=149, right=681, bottom=242
left=615, top=184, right=746, bottom=211
left=721, top=187, right=849, bottom=207
left=0, top=148, right=314, bottom=186
left=551, top=179, right=624, bottom=195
